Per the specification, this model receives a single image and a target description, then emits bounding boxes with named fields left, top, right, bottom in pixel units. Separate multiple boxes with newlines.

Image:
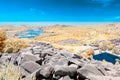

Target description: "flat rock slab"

left=21, top=61, right=41, bottom=74
left=77, top=64, right=104, bottom=78
left=59, top=39, right=80, bottom=45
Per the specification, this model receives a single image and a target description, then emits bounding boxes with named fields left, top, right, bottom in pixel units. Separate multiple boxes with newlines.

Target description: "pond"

left=18, top=29, right=43, bottom=38
left=93, top=52, right=120, bottom=64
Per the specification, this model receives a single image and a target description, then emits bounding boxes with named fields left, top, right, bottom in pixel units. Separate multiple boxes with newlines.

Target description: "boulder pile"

left=0, top=41, right=120, bottom=80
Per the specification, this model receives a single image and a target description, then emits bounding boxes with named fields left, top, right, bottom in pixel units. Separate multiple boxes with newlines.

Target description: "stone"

left=47, top=56, right=69, bottom=66
left=32, top=46, right=42, bottom=54
left=23, top=68, right=42, bottom=80
left=54, top=65, right=77, bottom=77
left=21, top=61, right=41, bottom=73
left=68, top=65, right=78, bottom=77
left=73, top=54, right=82, bottom=59
left=39, top=64, right=54, bottom=78
left=20, top=47, right=33, bottom=53
left=58, top=50, right=74, bottom=58
left=54, top=66, right=70, bottom=76
left=20, top=53, right=40, bottom=64
left=39, top=48, right=57, bottom=58
left=14, top=56, right=22, bottom=65
left=44, top=43, right=53, bottom=48
left=88, top=76, right=120, bottom=80
left=62, top=76, right=74, bottom=80
left=0, top=53, right=2, bottom=58
left=19, top=67, right=30, bottom=78
left=0, top=55, right=11, bottom=64
left=67, top=58, right=84, bottom=67
left=77, top=64, right=104, bottom=78
left=36, top=58, right=43, bottom=65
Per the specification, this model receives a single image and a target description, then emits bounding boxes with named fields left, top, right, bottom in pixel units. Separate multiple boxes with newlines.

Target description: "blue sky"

left=0, top=0, right=120, bottom=22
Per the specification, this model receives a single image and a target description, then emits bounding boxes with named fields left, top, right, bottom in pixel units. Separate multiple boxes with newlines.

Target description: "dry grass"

left=0, top=62, right=36, bottom=80
left=0, top=29, right=7, bottom=52
left=0, top=62, right=22, bottom=80
left=0, top=29, right=29, bottom=53
left=3, top=38, right=28, bottom=53
left=98, top=41, right=115, bottom=51
left=34, top=24, right=120, bottom=53
left=35, top=25, right=120, bottom=45
left=81, top=49, right=94, bottom=59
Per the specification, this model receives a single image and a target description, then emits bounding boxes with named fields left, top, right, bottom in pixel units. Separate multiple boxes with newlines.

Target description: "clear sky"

left=0, top=0, right=120, bottom=22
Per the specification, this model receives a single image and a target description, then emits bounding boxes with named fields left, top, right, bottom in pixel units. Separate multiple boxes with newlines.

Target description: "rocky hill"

left=0, top=41, right=120, bottom=80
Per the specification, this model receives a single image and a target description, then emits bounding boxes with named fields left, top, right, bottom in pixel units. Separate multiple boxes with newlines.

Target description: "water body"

left=93, top=52, right=120, bottom=64
left=18, top=29, right=43, bottom=38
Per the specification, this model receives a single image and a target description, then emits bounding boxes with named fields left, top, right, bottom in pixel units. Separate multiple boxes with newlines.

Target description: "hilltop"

left=0, top=23, right=120, bottom=80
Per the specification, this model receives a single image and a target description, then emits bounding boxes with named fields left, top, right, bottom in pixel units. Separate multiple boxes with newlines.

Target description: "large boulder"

left=20, top=53, right=40, bottom=64
left=54, top=65, right=77, bottom=77
left=39, top=48, right=56, bottom=58
left=67, top=58, right=84, bottom=67
left=32, top=42, right=54, bottom=55
left=77, top=64, right=104, bottom=78
left=37, top=64, right=54, bottom=78
left=21, top=61, right=41, bottom=73
left=58, top=50, right=74, bottom=58
left=32, top=46, right=42, bottom=54
left=45, top=54, right=69, bottom=66
left=54, top=66, right=70, bottom=76
left=88, top=76, right=120, bottom=80
left=60, top=76, right=74, bottom=80
left=19, top=67, right=30, bottom=78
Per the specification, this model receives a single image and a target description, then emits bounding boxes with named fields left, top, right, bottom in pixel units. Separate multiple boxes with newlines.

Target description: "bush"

left=58, top=47, right=64, bottom=50
left=85, top=49, right=94, bottom=55
left=0, top=29, right=7, bottom=52
left=107, top=44, right=114, bottom=50
left=3, top=38, right=28, bottom=53
left=81, top=49, right=94, bottom=59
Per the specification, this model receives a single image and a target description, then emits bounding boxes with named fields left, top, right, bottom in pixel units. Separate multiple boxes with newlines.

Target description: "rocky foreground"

left=0, top=41, right=120, bottom=80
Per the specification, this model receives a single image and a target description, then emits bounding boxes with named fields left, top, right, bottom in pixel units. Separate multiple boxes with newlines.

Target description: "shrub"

left=107, top=44, right=114, bottom=50
left=81, top=49, right=94, bottom=59
left=3, top=38, right=28, bottom=53
left=0, top=29, right=7, bottom=52
left=85, top=49, right=94, bottom=55
left=58, top=47, right=64, bottom=50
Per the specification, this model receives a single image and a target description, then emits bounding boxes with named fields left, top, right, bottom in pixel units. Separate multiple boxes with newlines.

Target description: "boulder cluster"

left=0, top=41, right=120, bottom=80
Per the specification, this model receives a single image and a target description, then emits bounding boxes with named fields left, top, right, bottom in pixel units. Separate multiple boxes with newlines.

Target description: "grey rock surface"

left=0, top=41, right=120, bottom=80
left=21, top=61, right=41, bottom=73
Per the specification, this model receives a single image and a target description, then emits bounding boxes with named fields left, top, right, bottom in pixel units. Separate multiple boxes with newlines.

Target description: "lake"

left=18, top=29, right=43, bottom=38
left=93, top=52, right=120, bottom=64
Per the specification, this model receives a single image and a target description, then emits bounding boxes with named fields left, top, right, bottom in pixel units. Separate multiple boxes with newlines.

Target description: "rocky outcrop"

left=0, top=41, right=120, bottom=80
